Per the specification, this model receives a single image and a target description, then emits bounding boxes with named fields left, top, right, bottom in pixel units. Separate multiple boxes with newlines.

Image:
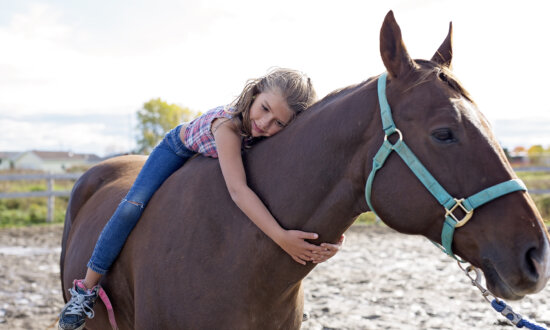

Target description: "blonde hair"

left=230, top=68, right=317, bottom=137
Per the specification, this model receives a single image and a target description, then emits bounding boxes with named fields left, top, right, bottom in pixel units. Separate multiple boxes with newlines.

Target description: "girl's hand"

left=278, top=230, right=325, bottom=265
left=311, top=234, right=345, bottom=264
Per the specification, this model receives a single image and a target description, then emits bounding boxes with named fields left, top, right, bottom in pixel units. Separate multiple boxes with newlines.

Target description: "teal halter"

left=365, top=72, right=527, bottom=260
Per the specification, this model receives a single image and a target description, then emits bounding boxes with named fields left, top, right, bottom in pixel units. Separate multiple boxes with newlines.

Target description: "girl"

left=58, top=68, right=344, bottom=330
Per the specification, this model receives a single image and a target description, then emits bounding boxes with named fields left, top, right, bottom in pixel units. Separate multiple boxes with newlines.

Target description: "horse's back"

left=61, top=154, right=302, bottom=329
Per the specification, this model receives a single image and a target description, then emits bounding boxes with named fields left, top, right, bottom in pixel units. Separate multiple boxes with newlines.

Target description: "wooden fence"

left=0, top=173, right=82, bottom=222
left=515, top=167, right=550, bottom=195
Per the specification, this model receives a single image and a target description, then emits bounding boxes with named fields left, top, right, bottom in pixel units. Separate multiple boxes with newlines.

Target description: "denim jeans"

left=87, top=125, right=195, bottom=275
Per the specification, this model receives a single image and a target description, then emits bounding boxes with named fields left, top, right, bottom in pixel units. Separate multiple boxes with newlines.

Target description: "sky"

left=1, top=0, right=549, bottom=156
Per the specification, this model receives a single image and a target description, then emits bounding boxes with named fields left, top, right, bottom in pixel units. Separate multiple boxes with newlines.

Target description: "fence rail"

left=531, top=189, right=550, bottom=194
left=0, top=173, right=82, bottom=222
left=514, top=166, right=550, bottom=172
left=514, top=167, right=550, bottom=194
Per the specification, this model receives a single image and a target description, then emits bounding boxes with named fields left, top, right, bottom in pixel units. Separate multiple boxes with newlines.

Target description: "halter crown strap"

left=366, top=72, right=528, bottom=260
left=377, top=73, right=397, bottom=136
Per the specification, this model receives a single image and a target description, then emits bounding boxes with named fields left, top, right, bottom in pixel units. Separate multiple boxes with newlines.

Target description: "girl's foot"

left=58, top=280, right=99, bottom=330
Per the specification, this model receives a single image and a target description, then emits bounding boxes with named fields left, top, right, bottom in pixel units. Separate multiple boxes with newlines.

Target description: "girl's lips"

left=252, top=121, right=265, bottom=135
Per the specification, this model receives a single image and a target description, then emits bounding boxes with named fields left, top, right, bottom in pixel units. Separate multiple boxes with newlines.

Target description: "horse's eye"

left=431, top=128, right=457, bottom=144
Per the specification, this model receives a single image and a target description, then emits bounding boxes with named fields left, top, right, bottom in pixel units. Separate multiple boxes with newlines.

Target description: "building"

left=0, top=150, right=102, bottom=173
left=0, top=152, right=20, bottom=171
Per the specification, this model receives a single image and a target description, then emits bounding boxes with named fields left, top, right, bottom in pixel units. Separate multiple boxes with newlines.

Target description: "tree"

left=136, top=98, right=194, bottom=154
left=527, top=145, right=545, bottom=165
left=512, top=146, right=526, bottom=155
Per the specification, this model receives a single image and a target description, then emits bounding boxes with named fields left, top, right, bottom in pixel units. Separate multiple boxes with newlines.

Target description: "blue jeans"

left=87, top=125, right=195, bottom=275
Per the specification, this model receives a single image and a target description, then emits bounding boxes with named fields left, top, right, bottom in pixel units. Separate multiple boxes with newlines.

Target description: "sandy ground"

left=1, top=224, right=549, bottom=330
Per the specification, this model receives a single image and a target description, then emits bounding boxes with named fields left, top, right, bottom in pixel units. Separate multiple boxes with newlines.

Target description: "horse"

left=60, top=10, right=550, bottom=329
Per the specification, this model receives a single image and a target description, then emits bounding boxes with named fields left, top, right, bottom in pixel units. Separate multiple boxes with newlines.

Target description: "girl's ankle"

left=76, top=279, right=95, bottom=291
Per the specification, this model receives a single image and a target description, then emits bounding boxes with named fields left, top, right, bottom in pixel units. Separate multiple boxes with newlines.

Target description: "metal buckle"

left=445, top=198, right=474, bottom=228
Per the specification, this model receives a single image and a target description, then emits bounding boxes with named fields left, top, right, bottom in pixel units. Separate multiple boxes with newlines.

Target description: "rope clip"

left=458, top=262, right=494, bottom=303
left=499, top=303, right=523, bottom=326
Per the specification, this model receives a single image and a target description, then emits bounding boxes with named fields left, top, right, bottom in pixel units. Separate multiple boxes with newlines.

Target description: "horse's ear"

left=431, top=22, right=453, bottom=68
left=380, top=10, right=416, bottom=79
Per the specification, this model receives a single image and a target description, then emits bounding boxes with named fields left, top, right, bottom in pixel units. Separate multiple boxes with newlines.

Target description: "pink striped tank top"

left=183, top=105, right=234, bottom=158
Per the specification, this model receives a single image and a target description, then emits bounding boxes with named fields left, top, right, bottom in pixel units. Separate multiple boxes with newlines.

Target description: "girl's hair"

left=230, top=68, right=317, bottom=137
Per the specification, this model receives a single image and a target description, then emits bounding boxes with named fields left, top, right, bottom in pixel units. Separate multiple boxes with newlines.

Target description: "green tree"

left=527, top=145, right=545, bottom=165
left=136, top=98, right=194, bottom=154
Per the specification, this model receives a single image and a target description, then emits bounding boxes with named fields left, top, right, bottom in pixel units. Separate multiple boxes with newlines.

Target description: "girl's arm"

left=213, top=118, right=325, bottom=265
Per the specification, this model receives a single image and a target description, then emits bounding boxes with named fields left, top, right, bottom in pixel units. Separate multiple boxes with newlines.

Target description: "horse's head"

left=369, top=11, right=550, bottom=300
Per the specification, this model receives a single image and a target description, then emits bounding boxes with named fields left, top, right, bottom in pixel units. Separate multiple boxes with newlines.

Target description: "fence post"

left=47, top=174, right=54, bottom=222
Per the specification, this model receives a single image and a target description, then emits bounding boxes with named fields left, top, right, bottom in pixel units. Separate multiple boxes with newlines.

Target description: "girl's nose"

left=259, top=115, right=274, bottom=130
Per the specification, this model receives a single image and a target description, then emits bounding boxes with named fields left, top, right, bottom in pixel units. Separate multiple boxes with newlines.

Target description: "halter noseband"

left=365, top=72, right=527, bottom=260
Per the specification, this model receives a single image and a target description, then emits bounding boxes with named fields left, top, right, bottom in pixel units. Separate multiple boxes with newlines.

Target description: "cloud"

left=1, top=0, right=549, bottom=156
left=494, top=117, right=550, bottom=149
left=0, top=115, right=135, bottom=156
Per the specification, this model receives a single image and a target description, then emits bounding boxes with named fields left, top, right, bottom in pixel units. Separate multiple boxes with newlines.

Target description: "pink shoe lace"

left=75, top=279, right=119, bottom=330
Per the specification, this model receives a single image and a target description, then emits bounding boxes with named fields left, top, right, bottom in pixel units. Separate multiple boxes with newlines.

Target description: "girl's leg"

left=82, top=268, right=102, bottom=290
left=86, top=125, right=194, bottom=278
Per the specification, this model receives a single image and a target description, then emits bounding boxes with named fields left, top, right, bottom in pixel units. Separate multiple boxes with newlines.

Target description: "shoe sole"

left=58, top=324, right=85, bottom=330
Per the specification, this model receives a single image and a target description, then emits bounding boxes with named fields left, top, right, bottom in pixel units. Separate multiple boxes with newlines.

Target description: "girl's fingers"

left=301, top=241, right=324, bottom=253
left=320, top=243, right=338, bottom=251
left=294, top=230, right=319, bottom=240
left=292, top=255, right=306, bottom=265
left=313, top=255, right=328, bottom=262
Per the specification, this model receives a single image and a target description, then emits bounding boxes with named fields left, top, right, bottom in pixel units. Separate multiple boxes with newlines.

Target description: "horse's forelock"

left=406, top=60, right=474, bottom=104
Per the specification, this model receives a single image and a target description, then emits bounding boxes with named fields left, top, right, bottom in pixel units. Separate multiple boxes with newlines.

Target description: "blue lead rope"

left=491, top=299, right=547, bottom=329
left=460, top=263, right=547, bottom=329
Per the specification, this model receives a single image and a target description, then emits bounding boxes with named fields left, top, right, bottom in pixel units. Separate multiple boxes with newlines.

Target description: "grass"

left=0, top=172, right=73, bottom=228
left=0, top=196, right=69, bottom=228
left=517, top=171, right=550, bottom=191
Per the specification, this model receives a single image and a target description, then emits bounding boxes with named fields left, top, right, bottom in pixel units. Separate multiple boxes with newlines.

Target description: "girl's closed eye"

left=262, top=104, right=269, bottom=112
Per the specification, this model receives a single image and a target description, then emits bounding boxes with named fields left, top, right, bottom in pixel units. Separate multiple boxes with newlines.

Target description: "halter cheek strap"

left=365, top=72, right=527, bottom=260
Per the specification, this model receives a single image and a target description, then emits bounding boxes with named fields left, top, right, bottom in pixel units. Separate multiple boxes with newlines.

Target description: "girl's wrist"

left=271, top=227, right=288, bottom=247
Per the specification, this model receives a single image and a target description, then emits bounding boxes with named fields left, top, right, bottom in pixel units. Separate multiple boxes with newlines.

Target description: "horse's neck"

left=247, top=79, right=381, bottom=241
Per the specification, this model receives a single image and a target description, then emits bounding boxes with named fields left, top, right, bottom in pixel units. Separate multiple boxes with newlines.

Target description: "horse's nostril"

left=525, top=247, right=542, bottom=282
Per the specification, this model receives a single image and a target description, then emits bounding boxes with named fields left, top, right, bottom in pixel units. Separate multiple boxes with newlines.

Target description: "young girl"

left=58, top=68, right=344, bottom=330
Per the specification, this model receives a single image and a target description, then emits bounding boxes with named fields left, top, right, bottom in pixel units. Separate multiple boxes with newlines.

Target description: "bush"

left=534, top=195, right=550, bottom=221
left=355, top=212, right=378, bottom=224
left=0, top=197, right=68, bottom=228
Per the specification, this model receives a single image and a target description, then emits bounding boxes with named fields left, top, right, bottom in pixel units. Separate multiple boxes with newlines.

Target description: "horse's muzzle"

left=483, top=239, right=550, bottom=300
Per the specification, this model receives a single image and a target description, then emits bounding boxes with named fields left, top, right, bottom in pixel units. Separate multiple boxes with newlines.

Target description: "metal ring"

left=384, top=128, right=403, bottom=143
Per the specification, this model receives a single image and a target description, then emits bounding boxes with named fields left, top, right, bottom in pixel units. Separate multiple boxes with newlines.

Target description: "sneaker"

left=58, top=280, right=100, bottom=330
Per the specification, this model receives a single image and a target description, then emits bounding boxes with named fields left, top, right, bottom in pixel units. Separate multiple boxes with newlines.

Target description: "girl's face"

left=249, top=90, right=293, bottom=138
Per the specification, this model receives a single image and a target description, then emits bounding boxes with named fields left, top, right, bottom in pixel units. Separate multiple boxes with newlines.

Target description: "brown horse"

left=60, top=11, right=550, bottom=329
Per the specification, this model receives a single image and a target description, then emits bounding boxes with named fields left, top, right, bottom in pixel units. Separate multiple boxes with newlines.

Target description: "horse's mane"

left=411, top=60, right=475, bottom=104
left=308, top=77, right=375, bottom=111
left=309, top=63, right=473, bottom=115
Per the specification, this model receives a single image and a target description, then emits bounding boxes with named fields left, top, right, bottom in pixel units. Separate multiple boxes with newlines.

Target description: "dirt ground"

left=1, top=224, right=549, bottom=330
